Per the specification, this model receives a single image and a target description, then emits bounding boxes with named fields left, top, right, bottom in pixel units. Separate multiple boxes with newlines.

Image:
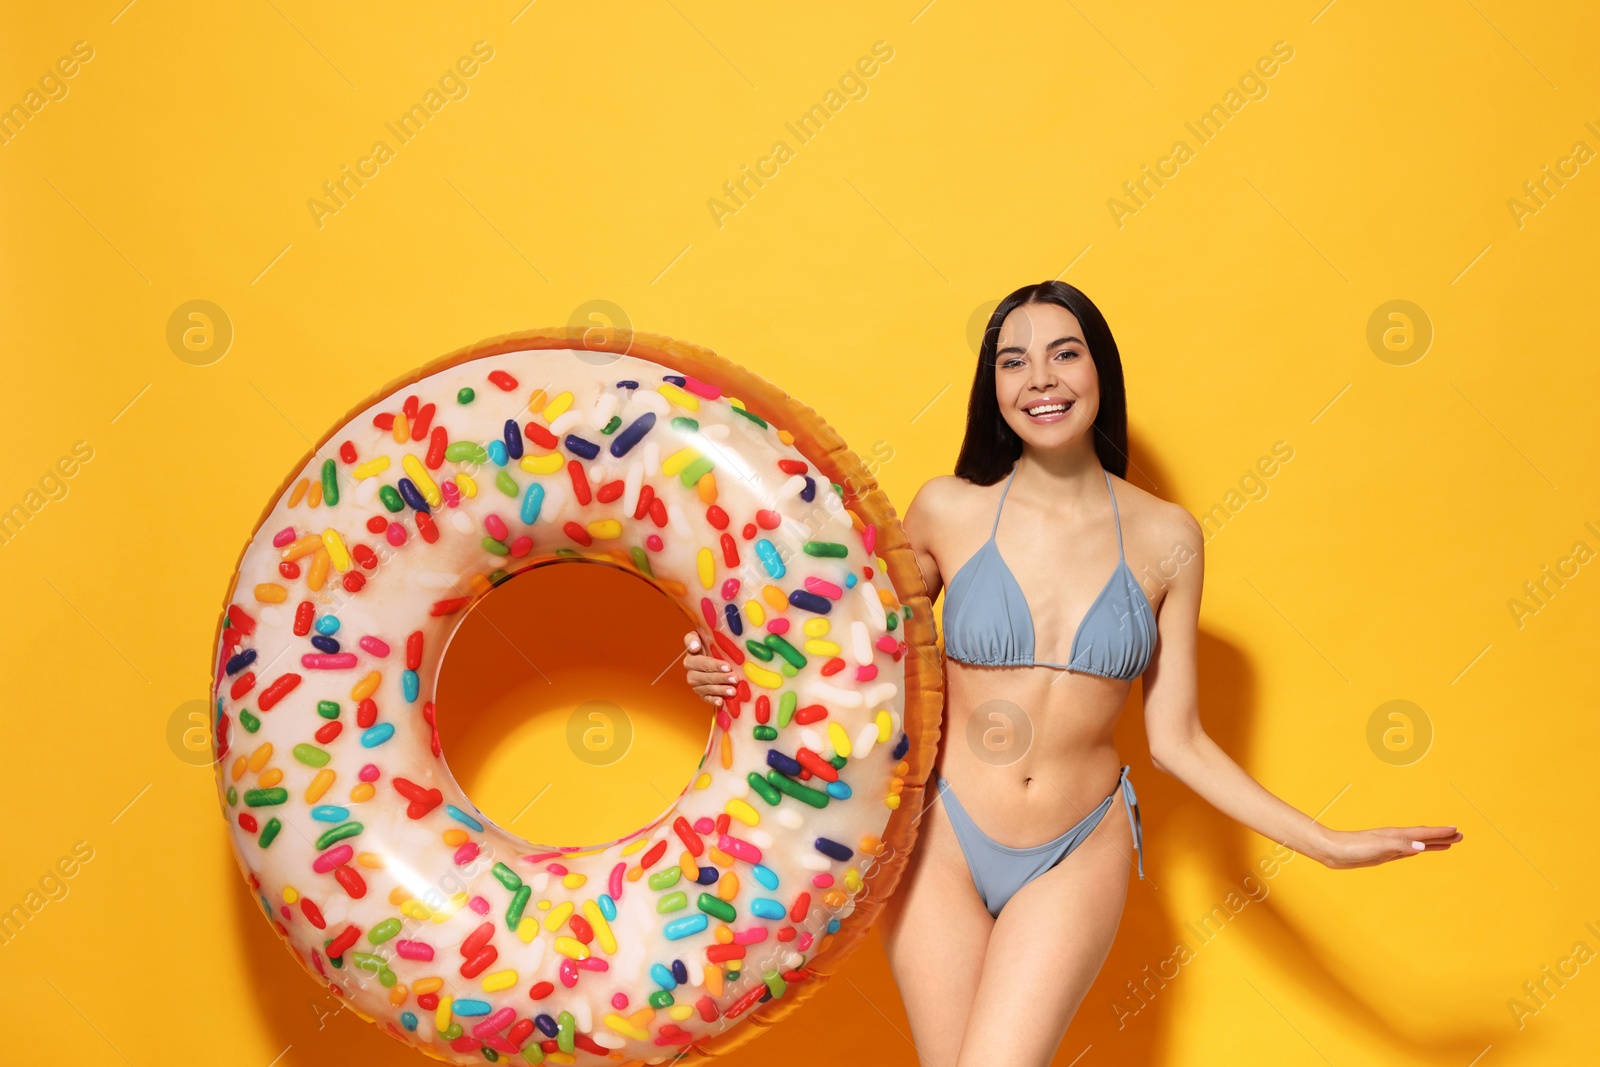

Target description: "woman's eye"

left=998, top=352, right=1076, bottom=369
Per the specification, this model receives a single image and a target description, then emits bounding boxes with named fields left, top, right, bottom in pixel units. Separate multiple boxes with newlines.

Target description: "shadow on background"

left=1066, top=447, right=1496, bottom=1064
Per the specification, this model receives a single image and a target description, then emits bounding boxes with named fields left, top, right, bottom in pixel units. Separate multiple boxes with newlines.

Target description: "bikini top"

left=941, top=466, right=1157, bottom=680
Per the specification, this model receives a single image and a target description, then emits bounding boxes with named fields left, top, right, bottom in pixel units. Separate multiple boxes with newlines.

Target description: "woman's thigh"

left=878, top=786, right=996, bottom=1067
left=955, top=790, right=1135, bottom=1067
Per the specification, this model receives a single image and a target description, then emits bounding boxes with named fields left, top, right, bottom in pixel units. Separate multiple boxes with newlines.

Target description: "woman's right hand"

left=681, top=631, right=736, bottom=705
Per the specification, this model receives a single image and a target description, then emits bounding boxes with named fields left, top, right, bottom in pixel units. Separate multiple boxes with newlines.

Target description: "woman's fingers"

left=688, top=674, right=738, bottom=690
left=1404, top=825, right=1463, bottom=842
left=680, top=632, right=721, bottom=664
left=1402, top=825, right=1464, bottom=853
left=682, top=630, right=735, bottom=704
left=680, top=649, right=733, bottom=679
left=685, top=664, right=734, bottom=690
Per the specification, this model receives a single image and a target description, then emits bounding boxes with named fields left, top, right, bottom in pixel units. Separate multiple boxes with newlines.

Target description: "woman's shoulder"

left=902, top=475, right=981, bottom=550
left=914, top=473, right=972, bottom=506
left=908, top=474, right=993, bottom=522
left=1107, top=472, right=1204, bottom=551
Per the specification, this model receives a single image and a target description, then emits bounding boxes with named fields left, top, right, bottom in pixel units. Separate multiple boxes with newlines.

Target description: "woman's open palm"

left=1319, top=825, right=1464, bottom=869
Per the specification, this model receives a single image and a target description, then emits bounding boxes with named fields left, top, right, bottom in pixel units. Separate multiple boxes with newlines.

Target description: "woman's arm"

left=899, top=476, right=947, bottom=606
left=1140, top=507, right=1462, bottom=869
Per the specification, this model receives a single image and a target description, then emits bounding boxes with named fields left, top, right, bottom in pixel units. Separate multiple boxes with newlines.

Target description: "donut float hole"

left=434, top=559, right=712, bottom=848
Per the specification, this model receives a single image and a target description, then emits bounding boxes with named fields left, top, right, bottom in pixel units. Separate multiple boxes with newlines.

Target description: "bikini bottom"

left=935, top=764, right=1145, bottom=919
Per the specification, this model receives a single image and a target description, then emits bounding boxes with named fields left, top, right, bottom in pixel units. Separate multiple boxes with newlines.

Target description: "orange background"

left=3, top=2, right=1598, bottom=1065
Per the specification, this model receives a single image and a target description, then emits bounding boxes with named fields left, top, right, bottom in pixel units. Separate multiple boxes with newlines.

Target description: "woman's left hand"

left=1317, top=824, right=1464, bottom=869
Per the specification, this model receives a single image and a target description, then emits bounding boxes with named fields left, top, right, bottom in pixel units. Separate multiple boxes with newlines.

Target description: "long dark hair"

left=953, top=280, right=1130, bottom=484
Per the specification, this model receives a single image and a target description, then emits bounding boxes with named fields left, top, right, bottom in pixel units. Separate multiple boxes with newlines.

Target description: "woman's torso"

left=931, top=468, right=1166, bottom=847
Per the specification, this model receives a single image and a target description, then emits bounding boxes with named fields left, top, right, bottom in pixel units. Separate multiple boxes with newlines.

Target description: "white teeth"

left=1027, top=402, right=1068, bottom=416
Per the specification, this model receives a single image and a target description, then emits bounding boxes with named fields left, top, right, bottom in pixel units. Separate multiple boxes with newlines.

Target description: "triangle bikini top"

left=941, top=466, right=1157, bottom=680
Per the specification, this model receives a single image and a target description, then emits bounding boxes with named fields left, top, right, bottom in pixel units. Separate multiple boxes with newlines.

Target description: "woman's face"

left=992, top=300, right=1098, bottom=450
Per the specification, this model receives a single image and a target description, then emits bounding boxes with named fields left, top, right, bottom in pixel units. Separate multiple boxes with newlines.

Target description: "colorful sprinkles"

left=214, top=351, right=917, bottom=1064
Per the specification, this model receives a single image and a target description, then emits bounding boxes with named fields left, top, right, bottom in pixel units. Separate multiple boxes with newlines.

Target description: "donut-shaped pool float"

left=210, top=328, right=943, bottom=1064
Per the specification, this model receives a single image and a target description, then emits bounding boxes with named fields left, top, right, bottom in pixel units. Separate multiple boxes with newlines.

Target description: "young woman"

left=680, top=280, right=1463, bottom=1066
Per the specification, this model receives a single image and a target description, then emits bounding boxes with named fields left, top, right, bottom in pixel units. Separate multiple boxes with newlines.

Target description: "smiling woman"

left=684, top=277, right=1463, bottom=1066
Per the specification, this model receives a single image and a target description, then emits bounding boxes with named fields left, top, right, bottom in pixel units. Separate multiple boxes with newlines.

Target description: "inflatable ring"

left=211, top=328, right=943, bottom=1064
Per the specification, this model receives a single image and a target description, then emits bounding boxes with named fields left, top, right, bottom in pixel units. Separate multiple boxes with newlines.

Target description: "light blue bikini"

left=937, top=466, right=1155, bottom=916
left=942, top=466, right=1157, bottom=677
left=937, top=765, right=1144, bottom=918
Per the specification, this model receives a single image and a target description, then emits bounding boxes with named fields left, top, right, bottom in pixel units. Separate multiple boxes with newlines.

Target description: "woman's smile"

left=1022, top=396, right=1074, bottom=422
